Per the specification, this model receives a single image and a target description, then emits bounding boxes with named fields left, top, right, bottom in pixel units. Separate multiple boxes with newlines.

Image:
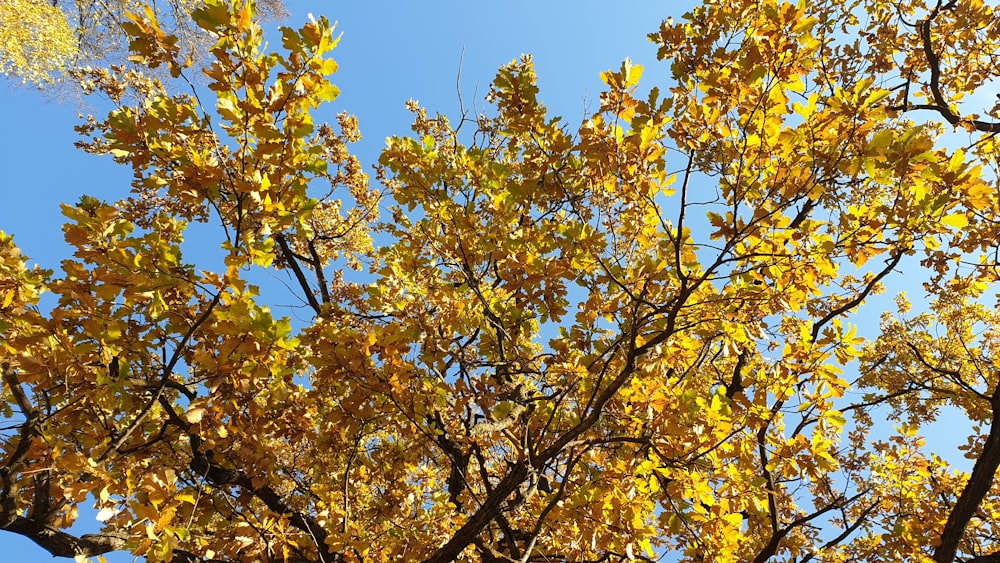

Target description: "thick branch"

left=933, top=388, right=1000, bottom=562
left=1, top=517, right=311, bottom=562
left=422, top=463, right=529, bottom=563
left=1, top=518, right=129, bottom=559
left=275, top=233, right=322, bottom=315
left=306, top=239, right=332, bottom=305
left=909, top=13, right=1000, bottom=133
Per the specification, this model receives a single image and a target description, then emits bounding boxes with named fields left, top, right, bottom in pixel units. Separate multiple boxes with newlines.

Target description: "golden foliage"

left=0, top=0, right=286, bottom=85
left=3, top=0, right=1000, bottom=562
left=0, top=0, right=78, bottom=83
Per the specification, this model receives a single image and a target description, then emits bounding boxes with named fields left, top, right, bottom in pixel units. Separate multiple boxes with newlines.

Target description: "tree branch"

left=275, top=233, right=322, bottom=315
left=910, top=11, right=1000, bottom=133
left=933, top=385, right=1000, bottom=562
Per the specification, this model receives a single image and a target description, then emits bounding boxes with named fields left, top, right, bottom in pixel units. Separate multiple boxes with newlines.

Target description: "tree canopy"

left=4, top=0, right=1000, bottom=561
left=0, top=0, right=285, bottom=85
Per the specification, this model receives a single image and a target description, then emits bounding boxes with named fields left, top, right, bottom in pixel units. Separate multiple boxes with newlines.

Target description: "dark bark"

left=894, top=6, right=1000, bottom=134
left=932, top=388, right=1000, bottom=562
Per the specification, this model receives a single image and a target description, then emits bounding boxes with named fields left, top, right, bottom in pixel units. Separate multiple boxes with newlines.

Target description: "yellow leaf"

left=941, top=213, right=969, bottom=229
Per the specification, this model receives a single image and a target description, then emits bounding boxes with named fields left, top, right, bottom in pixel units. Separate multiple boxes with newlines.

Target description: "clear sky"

left=0, top=1, right=689, bottom=561
left=1, top=0, right=681, bottom=262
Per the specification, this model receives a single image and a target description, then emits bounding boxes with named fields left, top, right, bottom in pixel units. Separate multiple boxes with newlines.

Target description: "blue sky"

left=2, top=0, right=680, bottom=262
left=0, top=1, right=690, bottom=561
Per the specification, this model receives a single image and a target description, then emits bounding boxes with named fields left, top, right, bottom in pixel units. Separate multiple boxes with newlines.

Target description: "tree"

left=0, top=0, right=285, bottom=85
left=3, top=0, right=1000, bottom=561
